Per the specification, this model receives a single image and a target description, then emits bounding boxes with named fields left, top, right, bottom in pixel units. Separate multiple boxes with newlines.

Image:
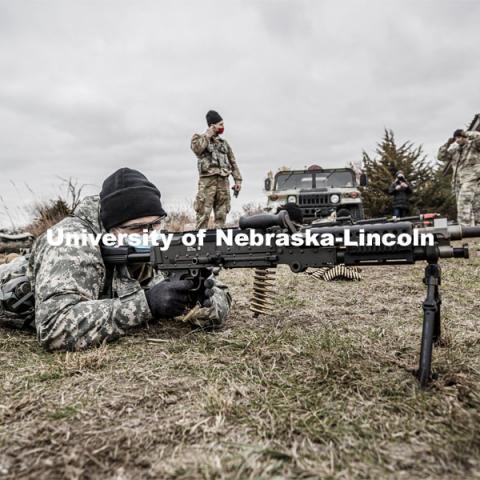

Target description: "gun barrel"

left=436, top=244, right=469, bottom=259
left=380, top=244, right=471, bottom=263
left=417, top=224, right=480, bottom=241
left=453, top=246, right=469, bottom=258
left=461, top=226, right=480, bottom=238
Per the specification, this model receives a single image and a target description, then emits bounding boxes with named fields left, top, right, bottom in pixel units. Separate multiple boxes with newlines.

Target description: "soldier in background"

left=438, top=129, right=480, bottom=225
left=388, top=170, right=412, bottom=218
left=191, top=110, right=242, bottom=229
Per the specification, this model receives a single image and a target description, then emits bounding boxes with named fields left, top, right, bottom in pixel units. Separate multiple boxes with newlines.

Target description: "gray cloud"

left=0, top=0, right=479, bottom=227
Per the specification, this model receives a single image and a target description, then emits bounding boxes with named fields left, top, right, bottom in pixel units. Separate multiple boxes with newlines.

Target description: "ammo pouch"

left=0, top=256, right=35, bottom=329
left=206, top=143, right=220, bottom=168
left=202, top=141, right=229, bottom=173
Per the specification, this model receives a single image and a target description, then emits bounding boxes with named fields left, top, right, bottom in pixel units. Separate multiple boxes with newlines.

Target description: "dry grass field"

left=1, top=241, right=479, bottom=479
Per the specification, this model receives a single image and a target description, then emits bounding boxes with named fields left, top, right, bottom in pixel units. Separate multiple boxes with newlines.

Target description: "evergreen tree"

left=360, top=130, right=456, bottom=218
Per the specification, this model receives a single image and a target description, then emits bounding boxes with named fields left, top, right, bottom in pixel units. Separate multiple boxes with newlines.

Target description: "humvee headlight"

left=287, top=195, right=297, bottom=203
left=330, top=194, right=340, bottom=204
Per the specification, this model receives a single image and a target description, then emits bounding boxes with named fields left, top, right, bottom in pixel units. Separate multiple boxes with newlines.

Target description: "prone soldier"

left=191, top=110, right=242, bottom=229
left=0, top=168, right=231, bottom=351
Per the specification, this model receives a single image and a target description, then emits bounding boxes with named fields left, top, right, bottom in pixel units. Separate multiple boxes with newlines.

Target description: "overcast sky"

left=0, top=0, right=479, bottom=227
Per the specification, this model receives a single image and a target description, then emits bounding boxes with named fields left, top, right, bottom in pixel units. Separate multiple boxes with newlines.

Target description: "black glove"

left=200, top=276, right=216, bottom=308
left=145, top=279, right=194, bottom=319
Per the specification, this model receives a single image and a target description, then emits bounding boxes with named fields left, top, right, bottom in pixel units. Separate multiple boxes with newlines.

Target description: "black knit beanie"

left=206, top=110, right=223, bottom=126
left=100, top=168, right=166, bottom=230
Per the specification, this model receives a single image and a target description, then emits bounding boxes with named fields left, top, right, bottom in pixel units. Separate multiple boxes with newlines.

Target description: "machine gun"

left=101, top=211, right=480, bottom=388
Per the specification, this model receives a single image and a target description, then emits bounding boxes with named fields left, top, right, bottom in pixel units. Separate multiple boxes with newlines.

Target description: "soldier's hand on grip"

left=145, top=279, right=194, bottom=319
left=200, top=276, right=216, bottom=308
left=186, top=274, right=231, bottom=329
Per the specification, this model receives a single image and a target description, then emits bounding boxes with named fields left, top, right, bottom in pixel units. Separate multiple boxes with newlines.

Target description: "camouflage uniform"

left=0, top=195, right=231, bottom=351
left=438, top=131, right=480, bottom=225
left=191, top=134, right=242, bottom=228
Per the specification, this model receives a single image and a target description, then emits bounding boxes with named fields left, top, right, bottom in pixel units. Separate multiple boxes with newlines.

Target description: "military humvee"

left=263, top=165, right=367, bottom=223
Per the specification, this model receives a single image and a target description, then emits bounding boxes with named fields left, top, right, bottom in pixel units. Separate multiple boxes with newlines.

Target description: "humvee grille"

left=298, top=193, right=329, bottom=206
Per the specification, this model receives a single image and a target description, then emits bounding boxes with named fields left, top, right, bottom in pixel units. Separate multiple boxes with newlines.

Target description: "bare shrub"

left=28, top=199, right=72, bottom=237
left=164, top=208, right=197, bottom=232
left=229, top=203, right=265, bottom=226
left=241, top=202, right=264, bottom=216
left=27, top=178, right=85, bottom=237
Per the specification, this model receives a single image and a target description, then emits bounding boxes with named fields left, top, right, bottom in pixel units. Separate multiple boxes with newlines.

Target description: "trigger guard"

left=167, top=269, right=204, bottom=292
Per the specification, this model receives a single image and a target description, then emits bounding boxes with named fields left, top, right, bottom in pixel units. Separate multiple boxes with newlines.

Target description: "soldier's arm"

left=33, top=241, right=152, bottom=351
left=191, top=133, right=209, bottom=156
left=226, top=142, right=242, bottom=185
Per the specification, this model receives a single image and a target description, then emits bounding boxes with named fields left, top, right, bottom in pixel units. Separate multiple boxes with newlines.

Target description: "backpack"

left=0, top=255, right=35, bottom=329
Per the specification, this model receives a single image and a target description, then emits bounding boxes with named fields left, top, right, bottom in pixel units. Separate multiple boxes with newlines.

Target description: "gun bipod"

left=418, top=262, right=442, bottom=388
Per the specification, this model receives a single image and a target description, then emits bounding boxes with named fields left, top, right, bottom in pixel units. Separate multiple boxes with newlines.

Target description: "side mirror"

left=359, top=173, right=368, bottom=187
left=264, top=178, right=272, bottom=191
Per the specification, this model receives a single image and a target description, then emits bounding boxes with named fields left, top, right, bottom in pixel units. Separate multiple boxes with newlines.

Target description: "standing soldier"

left=388, top=170, right=412, bottom=218
left=438, top=129, right=480, bottom=226
left=191, top=110, right=242, bottom=229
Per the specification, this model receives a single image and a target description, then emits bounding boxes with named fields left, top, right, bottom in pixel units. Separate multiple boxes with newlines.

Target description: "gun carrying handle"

left=166, top=269, right=212, bottom=309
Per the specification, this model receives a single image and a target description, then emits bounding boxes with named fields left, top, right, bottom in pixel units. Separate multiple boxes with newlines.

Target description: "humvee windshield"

left=275, top=170, right=356, bottom=191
